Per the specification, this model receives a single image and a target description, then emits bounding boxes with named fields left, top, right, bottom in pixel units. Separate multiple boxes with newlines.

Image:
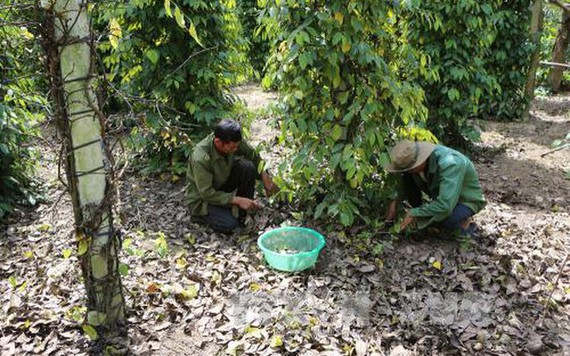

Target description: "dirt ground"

left=0, top=89, right=569, bottom=356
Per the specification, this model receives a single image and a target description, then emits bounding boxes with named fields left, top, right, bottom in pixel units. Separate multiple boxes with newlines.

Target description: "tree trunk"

left=40, top=0, right=125, bottom=335
left=523, top=0, right=544, bottom=120
left=548, top=10, right=570, bottom=92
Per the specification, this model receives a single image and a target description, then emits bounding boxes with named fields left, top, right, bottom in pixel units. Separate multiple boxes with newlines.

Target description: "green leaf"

left=334, top=12, right=344, bottom=24
left=432, top=260, right=442, bottom=270
left=8, top=276, right=17, bottom=288
left=341, top=39, right=351, bottom=53
left=447, top=88, right=460, bottom=101
left=340, top=212, right=351, bottom=226
left=333, top=72, right=341, bottom=88
left=18, top=280, right=27, bottom=293
left=181, top=284, right=198, bottom=299
left=146, top=49, right=160, bottom=65
left=379, top=152, right=390, bottom=169
left=330, top=152, right=341, bottom=169
left=332, top=32, right=343, bottom=45
left=188, top=21, right=204, bottom=47
left=118, top=263, right=129, bottom=276
left=38, top=223, right=51, bottom=232
left=185, top=233, right=196, bottom=246
left=261, top=75, right=273, bottom=89
left=82, top=325, right=98, bottom=340
left=244, top=325, right=263, bottom=339
left=109, top=18, right=121, bottom=49
left=174, top=6, right=185, bottom=29
left=77, top=240, right=88, bottom=256
left=346, top=165, right=356, bottom=180
left=314, top=202, right=326, bottom=219
left=164, top=0, right=172, bottom=17
left=270, top=335, right=283, bottom=348
left=62, top=249, right=72, bottom=259
left=295, top=30, right=310, bottom=45
left=122, top=238, right=133, bottom=249
left=444, top=39, right=456, bottom=49
left=299, top=52, right=312, bottom=69
left=332, top=124, right=342, bottom=141
left=373, top=243, right=384, bottom=255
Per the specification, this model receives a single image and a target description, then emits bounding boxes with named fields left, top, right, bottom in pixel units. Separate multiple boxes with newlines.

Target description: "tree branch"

left=540, top=142, right=569, bottom=157
left=540, top=60, right=570, bottom=69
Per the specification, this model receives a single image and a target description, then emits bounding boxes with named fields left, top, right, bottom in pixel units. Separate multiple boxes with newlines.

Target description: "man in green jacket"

left=383, top=140, right=486, bottom=236
left=187, top=120, right=278, bottom=233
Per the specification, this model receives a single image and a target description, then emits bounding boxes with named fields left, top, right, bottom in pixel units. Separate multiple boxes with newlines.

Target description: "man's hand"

left=400, top=212, right=416, bottom=230
left=261, top=171, right=279, bottom=197
left=385, top=200, right=398, bottom=221
left=232, top=196, right=264, bottom=211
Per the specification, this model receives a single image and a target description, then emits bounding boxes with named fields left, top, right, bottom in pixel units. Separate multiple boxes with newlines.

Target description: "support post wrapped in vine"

left=40, top=0, right=125, bottom=335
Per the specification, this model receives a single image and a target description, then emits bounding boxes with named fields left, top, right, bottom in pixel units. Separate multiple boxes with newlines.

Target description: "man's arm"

left=193, top=158, right=264, bottom=211
left=385, top=200, right=398, bottom=221
left=384, top=173, right=407, bottom=224
left=237, top=138, right=280, bottom=197
left=232, top=196, right=263, bottom=210
left=261, top=170, right=279, bottom=197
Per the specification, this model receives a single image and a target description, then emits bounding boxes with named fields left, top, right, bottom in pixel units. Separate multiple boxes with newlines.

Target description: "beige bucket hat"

left=384, top=140, right=436, bottom=173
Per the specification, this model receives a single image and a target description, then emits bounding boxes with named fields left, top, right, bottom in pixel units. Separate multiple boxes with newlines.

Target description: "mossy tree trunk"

left=548, top=9, right=570, bottom=92
left=40, top=0, right=125, bottom=334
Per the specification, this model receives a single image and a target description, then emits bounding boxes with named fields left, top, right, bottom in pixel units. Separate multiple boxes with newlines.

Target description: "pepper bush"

left=260, top=0, right=431, bottom=225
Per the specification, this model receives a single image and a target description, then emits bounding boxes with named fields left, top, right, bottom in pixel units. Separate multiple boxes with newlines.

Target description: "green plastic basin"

left=257, top=226, right=325, bottom=272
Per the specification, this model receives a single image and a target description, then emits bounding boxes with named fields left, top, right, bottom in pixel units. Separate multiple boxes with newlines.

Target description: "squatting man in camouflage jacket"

left=186, top=119, right=279, bottom=233
left=383, top=140, right=486, bottom=237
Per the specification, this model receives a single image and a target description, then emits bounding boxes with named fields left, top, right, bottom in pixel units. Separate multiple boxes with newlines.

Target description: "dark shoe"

left=459, top=223, right=476, bottom=238
left=190, top=215, right=206, bottom=224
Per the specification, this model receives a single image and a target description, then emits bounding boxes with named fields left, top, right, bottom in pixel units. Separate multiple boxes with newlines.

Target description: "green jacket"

left=186, top=134, right=262, bottom=216
left=403, top=145, right=486, bottom=229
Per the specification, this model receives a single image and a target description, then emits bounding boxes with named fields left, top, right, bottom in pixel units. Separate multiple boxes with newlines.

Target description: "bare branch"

left=165, top=45, right=219, bottom=79
left=540, top=60, right=570, bottom=68
left=541, top=142, right=569, bottom=157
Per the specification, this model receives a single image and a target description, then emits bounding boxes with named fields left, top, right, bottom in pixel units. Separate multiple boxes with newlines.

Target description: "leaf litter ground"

left=0, top=89, right=569, bottom=355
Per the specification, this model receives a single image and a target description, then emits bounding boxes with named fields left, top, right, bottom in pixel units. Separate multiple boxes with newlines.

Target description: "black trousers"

left=203, top=159, right=257, bottom=233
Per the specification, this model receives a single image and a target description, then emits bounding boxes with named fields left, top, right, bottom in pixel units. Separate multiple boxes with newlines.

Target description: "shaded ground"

left=0, top=90, right=569, bottom=355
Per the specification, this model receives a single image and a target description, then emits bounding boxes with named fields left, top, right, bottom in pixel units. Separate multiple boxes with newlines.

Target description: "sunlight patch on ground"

left=233, top=84, right=277, bottom=111
left=480, top=128, right=570, bottom=171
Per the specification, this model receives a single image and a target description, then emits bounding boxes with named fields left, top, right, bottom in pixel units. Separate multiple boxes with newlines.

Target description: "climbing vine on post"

left=238, top=0, right=271, bottom=76
left=40, top=0, right=125, bottom=338
left=480, top=0, right=533, bottom=121
left=404, top=1, right=505, bottom=146
left=260, top=1, right=429, bottom=226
